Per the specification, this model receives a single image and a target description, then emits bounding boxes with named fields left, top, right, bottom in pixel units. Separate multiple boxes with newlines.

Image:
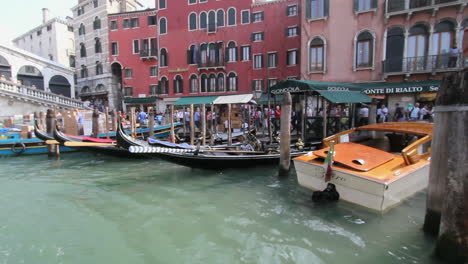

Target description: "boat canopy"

left=316, top=90, right=372, bottom=103
left=357, top=122, right=433, bottom=136
left=173, top=96, right=219, bottom=106
left=124, top=97, right=158, bottom=104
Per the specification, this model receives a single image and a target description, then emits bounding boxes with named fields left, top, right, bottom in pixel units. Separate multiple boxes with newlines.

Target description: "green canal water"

left=0, top=153, right=442, bottom=264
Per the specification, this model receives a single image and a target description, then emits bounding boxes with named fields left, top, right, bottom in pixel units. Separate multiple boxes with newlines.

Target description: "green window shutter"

left=354, top=0, right=359, bottom=11
left=252, top=80, right=255, bottom=91
left=324, top=0, right=329, bottom=17
left=306, top=0, right=311, bottom=19
left=372, top=0, right=378, bottom=9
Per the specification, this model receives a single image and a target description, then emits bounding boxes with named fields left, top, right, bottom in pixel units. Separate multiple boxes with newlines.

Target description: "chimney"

left=42, top=8, right=49, bottom=24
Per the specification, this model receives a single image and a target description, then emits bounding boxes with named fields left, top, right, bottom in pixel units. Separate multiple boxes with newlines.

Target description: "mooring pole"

left=301, top=93, right=306, bottom=140
left=104, top=107, right=110, bottom=139
left=46, top=108, right=57, bottom=157
left=111, top=109, right=118, bottom=133
left=369, top=98, right=377, bottom=125
left=279, top=92, right=292, bottom=177
left=39, top=111, right=46, bottom=130
left=170, top=104, right=175, bottom=143
left=130, top=107, right=136, bottom=138
left=322, top=98, right=328, bottom=138
left=91, top=108, right=99, bottom=138
left=210, top=103, right=215, bottom=145
left=148, top=107, right=155, bottom=139
left=201, top=104, right=206, bottom=146
left=190, top=104, right=195, bottom=145
left=227, top=103, right=232, bottom=146
left=430, top=70, right=468, bottom=264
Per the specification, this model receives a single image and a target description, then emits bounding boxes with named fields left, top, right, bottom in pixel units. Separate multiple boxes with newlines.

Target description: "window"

left=355, top=0, right=377, bottom=12
left=200, top=12, right=207, bottom=29
left=159, top=77, right=168, bottom=94
left=287, top=5, right=298, bottom=16
left=95, top=38, right=102, bottom=53
left=199, top=0, right=207, bottom=2
left=77, top=6, right=84, bottom=16
left=80, top=43, right=87, bottom=57
left=241, top=10, right=250, bottom=24
left=124, top=68, right=133, bottom=78
left=187, top=45, right=196, bottom=64
left=200, top=44, right=208, bottom=63
left=227, top=72, right=237, bottom=92
left=309, top=37, right=325, bottom=72
left=384, top=27, right=405, bottom=73
left=252, top=12, right=264, bottom=22
left=47, top=25, right=52, bottom=31
left=217, top=73, right=225, bottom=92
left=241, top=46, right=251, bottom=61
left=252, top=80, right=263, bottom=92
left=93, top=0, right=98, bottom=8
left=159, top=0, right=166, bottom=9
left=160, top=48, right=168, bottom=67
left=148, top=15, right=157, bottom=26
left=189, top=13, right=197, bottom=30
left=252, top=32, right=264, bottom=42
left=130, top=18, right=139, bottom=28
left=287, top=50, right=298, bottom=66
left=200, top=74, right=208, bottom=92
left=254, top=54, right=263, bottom=69
left=150, top=66, right=158, bottom=77
left=217, top=10, right=224, bottom=27
left=93, top=17, right=101, bottom=30
left=174, top=75, right=183, bottom=94
left=208, top=11, right=216, bottom=32
left=80, top=65, right=88, bottom=78
left=96, top=62, right=103, bottom=75
left=37, top=30, right=42, bottom=36
left=268, top=79, right=278, bottom=88
left=150, top=85, right=157, bottom=95
left=190, top=75, right=198, bottom=93
left=68, top=26, right=74, bottom=32
left=227, top=42, right=237, bottom=62
left=133, top=39, right=140, bottom=54
left=306, top=0, right=328, bottom=19
left=159, top=18, right=167, bottom=34
left=228, top=8, right=236, bottom=26
left=110, top=20, right=118, bottom=30
left=79, top=24, right=86, bottom=35
left=355, top=31, right=374, bottom=68
left=432, top=21, right=455, bottom=55
left=111, top=42, right=119, bottom=56
left=208, top=74, right=216, bottom=92
left=123, top=87, right=133, bottom=97
left=189, top=0, right=196, bottom=4
left=267, top=52, right=277, bottom=68
left=286, top=26, right=298, bottom=37
left=123, top=19, right=130, bottom=29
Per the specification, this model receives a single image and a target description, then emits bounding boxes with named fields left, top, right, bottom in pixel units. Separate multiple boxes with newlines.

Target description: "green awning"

left=317, top=90, right=372, bottom=103
left=270, top=80, right=363, bottom=95
left=173, top=96, right=218, bottom=106
left=362, top=81, right=440, bottom=95
left=257, top=93, right=284, bottom=104
left=124, top=97, right=158, bottom=104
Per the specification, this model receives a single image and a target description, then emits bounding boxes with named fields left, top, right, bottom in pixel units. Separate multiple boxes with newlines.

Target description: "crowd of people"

left=358, top=102, right=434, bottom=126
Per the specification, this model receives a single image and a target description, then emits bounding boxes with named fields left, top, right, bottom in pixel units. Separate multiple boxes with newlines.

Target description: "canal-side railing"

left=0, top=79, right=91, bottom=110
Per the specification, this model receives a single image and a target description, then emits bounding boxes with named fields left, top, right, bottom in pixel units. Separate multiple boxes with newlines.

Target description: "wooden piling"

left=111, top=109, right=118, bottom=132
left=170, top=105, right=175, bottom=143
left=227, top=103, right=232, bottom=146
left=148, top=107, right=154, bottom=139
left=278, top=92, right=292, bottom=177
left=190, top=104, right=195, bottom=145
left=91, top=108, right=99, bottom=138
left=369, top=98, right=377, bottom=125
left=104, top=107, right=110, bottom=139
left=430, top=70, right=468, bottom=264
left=46, top=108, right=58, bottom=157
left=322, top=99, right=327, bottom=138
left=201, top=104, right=206, bottom=146
left=301, top=93, right=306, bottom=140
left=130, top=107, right=136, bottom=138
left=39, top=111, right=46, bottom=130
left=210, top=104, right=215, bottom=145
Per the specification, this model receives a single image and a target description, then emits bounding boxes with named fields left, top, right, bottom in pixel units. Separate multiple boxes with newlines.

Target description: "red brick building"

left=108, top=0, right=300, bottom=111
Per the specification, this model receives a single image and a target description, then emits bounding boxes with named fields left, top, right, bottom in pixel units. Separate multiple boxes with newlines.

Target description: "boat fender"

left=11, top=142, right=26, bottom=154
left=312, top=183, right=340, bottom=202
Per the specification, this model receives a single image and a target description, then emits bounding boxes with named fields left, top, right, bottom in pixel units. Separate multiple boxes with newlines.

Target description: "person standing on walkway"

left=184, top=108, right=191, bottom=133
left=409, top=103, right=420, bottom=121
left=393, top=103, right=405, bottom=121
left=138, top=110, right=147, bottom=126
left=358, top=105, right=369, bottom=126
left=194, top=107, right=201, bottom=131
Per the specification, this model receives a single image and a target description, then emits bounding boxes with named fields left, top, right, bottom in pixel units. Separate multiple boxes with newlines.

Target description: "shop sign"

left=364, top=85, right=439, bottom=95
left=327, top=86, right=349, bottom=91
left=271, top=86, right=301, bottom=94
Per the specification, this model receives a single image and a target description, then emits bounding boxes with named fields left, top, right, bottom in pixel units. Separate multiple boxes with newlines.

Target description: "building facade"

left=72, top=0, right=141, bottom=110
left=13, top=8, right=75, bottom=68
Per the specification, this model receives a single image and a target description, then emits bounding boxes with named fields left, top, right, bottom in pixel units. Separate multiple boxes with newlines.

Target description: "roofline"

left=12, top=17, right=73, bottom=42
left=108, top=8, right=157, bottom=17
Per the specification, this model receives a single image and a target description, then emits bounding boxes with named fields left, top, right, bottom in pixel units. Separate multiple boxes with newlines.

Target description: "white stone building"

left=12, top=8, right=75, bottom=68
left=72, top=0, right=142, bottom=110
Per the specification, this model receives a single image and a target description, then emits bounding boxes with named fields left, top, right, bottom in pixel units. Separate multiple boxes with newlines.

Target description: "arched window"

left=159, top=77, right=168, bottom=94
left=96, top=62, right=103, bottom=75
left=217, top=10, right=225, bottom=27
left=174, top=75, right=183, bottom=94
left=81, top=86, right=90, bottom=94
left=228, top=8, right=236, bottom=26
left=217, top=73, right=225, bottom=92
left=189, top=13, right=197, bottom=30
left=79, top=23, right=86, bottom=35
left=95, top=38, right=102, bottom=53
left=200, top=74, right=208, bottom=93
left=200, top=43, right=208, bottom=64
left=208, top=11, right=216, bottom=32
left=309, top=37, right=325, bottom=72
left=432, top=20, right=455, bottom=55
left=159, top=18, right=167, bottom=34
left=200, top=12, right=207, bottom=29
left=384, top=27, right=405, bottom=72
left=188, top=45, right=196, bottom=64
left=80, top=43, right=87, bottom=57
left=208, top=43, right=216, bottom=63
left=227, top=41, right=237, bottom=62
left=208, top=73, right=216, bottom=92
left=407, top=24, right=429, bottom=71
left=160, top=48, right=168, bottom=67
left=0, top=55, right=12, bottom=78
left=96, top=84, right=104, bottom=91
left=93, top=16, right=101, bottom=30
left=80, top=65, right=88, bottom=78
left=189, top=74, right=198, bottom=93
left=355, top=31, right=374, bottom=68
left=227, top=72, right=237, bottom=92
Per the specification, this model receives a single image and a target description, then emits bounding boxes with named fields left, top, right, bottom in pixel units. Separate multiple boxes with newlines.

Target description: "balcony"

left=197, top=60, right=225, bottom=70
left=140, top=49, right=157, bottom=60
left=385, top=0, right=462, bottom=17
left=382, top=53, right=465, bottom=76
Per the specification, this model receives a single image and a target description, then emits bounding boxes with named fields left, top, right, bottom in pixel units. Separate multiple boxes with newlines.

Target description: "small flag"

left=323, top=141, right=335, bottom=182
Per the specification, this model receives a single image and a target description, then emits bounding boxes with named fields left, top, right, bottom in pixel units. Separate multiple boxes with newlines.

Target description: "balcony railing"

left=383, top=53, right=465, bottom=74
left=197, top=60, right=225, bottom=69
left=386, top=0, right=461, bottom=15
left=140, top=49, right=158, bottom=59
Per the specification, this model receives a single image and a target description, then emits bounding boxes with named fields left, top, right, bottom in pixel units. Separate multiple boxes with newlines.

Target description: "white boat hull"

left=294, top=160, right=429, bottom=212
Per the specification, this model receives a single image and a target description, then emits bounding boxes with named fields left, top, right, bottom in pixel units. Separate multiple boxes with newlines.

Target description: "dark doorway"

left=385, top=27, right=405, bottom=72
left=111, top=62, right=123, bottom=111
left=49, top=75, right=71, bottom=97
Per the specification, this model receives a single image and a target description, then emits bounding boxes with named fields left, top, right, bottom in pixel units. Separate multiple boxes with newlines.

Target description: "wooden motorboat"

left=294, top=122, right=433, bottom=212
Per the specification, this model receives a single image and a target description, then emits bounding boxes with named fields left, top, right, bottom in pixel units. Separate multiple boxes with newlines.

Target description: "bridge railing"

left=0, top=79, right=90, bottom=110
